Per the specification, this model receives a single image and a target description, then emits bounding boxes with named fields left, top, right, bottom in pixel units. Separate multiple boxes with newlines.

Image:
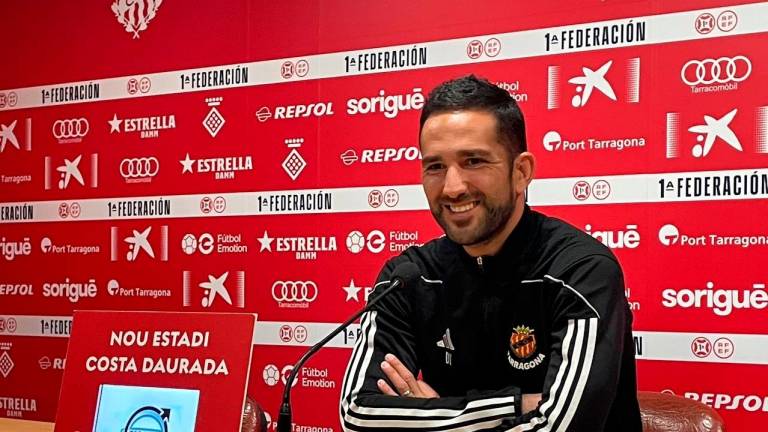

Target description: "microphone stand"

left=276, top=277, right=404, bottom=432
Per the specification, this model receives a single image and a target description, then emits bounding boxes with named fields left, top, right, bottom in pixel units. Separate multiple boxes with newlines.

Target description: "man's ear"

left=513, top=152, right=536, bottom=195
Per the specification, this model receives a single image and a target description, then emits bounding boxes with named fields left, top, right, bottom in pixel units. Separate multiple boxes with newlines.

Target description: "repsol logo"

left=685, top=391, right=768, bottom=412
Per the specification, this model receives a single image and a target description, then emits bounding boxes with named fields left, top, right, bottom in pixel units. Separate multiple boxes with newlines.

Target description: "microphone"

left=276, top=262, right=421, bottom=432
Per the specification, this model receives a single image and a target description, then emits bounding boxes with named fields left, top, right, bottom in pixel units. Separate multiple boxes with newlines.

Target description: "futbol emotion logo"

left=346, top=230, right=385, bottom=253
left=181, top=233, right=214, bottom=255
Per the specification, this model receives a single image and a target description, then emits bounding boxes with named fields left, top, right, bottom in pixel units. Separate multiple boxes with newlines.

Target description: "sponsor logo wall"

left=0, top=2, right=766, bottom=431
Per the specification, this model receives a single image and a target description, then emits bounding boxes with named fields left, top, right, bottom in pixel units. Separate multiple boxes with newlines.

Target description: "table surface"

left=0, top=418, right=54, bottom=432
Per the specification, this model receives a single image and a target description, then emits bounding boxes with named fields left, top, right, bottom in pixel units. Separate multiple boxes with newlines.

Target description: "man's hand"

left=377, top=353, right=439, bottom=398
left=522, top=393, right=542, bottom=414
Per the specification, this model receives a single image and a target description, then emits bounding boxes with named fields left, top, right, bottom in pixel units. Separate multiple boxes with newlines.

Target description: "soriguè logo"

left=346, top=88, right=424, bottom=119
left=0, top=237, right=32, bottom=261
left=661, top=282, right=767, bottom=316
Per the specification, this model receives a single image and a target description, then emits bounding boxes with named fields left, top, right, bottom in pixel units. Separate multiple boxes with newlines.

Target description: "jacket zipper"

left=476, top=256, right=484, bottom=271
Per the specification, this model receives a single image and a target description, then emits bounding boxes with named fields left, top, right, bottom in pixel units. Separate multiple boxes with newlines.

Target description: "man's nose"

left=442, top=166, right=469, bottom=199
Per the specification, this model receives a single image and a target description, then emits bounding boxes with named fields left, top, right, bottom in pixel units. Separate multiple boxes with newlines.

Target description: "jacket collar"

left=447, top=205, right=540, bottom=280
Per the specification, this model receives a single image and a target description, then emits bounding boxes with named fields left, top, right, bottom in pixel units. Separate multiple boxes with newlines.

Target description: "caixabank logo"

left=111, top=225, right=168, bottom=262
left=665, top=107, right=768, bottom=159
left=44, top=154, right=98, bottom=190
left=182, top=271, right=245, bottom=309
left=547, top=58, right=640, bottom=110
left=0, top=118, right=32, bottom=153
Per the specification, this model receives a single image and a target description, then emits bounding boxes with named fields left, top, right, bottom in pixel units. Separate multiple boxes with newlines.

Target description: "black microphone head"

left=390, top=262, right=421, bottom=288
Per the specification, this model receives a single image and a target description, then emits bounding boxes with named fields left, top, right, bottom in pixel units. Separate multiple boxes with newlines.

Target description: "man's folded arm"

left=499, top=255, right=630, bottom=431
left=339, top=260, right=522, bottom=432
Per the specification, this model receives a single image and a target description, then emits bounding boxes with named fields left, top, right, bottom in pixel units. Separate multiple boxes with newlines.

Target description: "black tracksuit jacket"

left=340, top=206, right=642, bottom=431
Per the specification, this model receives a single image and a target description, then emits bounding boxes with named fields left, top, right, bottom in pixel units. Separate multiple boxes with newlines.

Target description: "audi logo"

left=52, top=118, right=89, bottom=139
left=271, top=281, right=318, bottom=303
left=120, top=157, right=160, bottom=178
left=681, top=56, right=751, bottom=86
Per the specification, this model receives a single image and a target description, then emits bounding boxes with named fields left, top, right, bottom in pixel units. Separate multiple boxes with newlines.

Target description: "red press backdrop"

left=1, top=1, right=767, bottom=430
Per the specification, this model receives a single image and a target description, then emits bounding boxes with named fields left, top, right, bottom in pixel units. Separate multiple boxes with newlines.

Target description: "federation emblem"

left=111, top=0, right=163, bottom=39
left=509, top=325, right=536, bottom=360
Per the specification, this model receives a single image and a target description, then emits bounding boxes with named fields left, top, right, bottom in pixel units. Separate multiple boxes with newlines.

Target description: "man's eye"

left=424, top=164, right=444, bottom=172
left=466, top=158, right=485, bottom=166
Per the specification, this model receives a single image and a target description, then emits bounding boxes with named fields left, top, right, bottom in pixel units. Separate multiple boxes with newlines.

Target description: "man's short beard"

left=434, top=190, right=516, bottom=247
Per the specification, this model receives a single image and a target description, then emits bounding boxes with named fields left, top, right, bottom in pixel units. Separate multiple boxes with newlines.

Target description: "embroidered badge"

left=509, top=325, right=536, bottom=359
left=507, top=325, right=546, bottom=370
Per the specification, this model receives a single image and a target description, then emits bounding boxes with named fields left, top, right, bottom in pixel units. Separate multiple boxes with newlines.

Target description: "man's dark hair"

left=419, top=75, right=527, bottom=157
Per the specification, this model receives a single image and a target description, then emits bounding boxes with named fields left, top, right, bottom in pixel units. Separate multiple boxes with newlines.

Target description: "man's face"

left=420, top=110, right=517, bottom=247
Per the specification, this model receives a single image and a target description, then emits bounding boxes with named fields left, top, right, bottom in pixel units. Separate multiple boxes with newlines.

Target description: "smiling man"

left=340, top=75, right=641, bottom=431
